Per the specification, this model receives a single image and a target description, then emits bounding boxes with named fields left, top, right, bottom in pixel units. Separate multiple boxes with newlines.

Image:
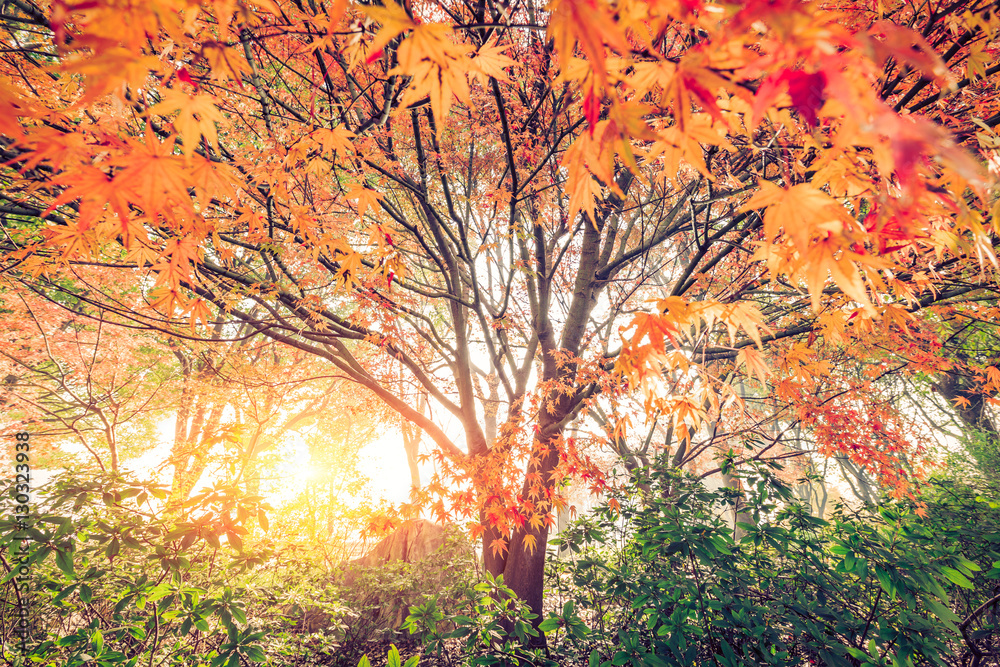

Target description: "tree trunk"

left=722, top=470, right=754, bottom=541
left=498, top=434, right=561, bottom=646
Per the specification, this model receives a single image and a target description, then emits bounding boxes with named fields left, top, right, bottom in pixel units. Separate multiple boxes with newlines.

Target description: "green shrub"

left=546, top=460, right=999, bottom=667
left=404, top=571, right=548, bottom=667
left=0, top=471, right=272, bottom=667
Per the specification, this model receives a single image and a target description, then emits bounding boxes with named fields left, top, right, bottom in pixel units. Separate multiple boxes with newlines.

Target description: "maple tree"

left=0, top=275, right=174, bottom=472
left=0, top=271, right=382, bottom=514
left=2, top=0, right=1000, bottom=629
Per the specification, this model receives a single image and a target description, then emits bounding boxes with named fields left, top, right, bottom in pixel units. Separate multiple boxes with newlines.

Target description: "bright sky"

left=117, top=416, right=420, bottom=509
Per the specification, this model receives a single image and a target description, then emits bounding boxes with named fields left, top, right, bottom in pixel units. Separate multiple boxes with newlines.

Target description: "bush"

left=1, top=470, right=487, bottom=667
left=404, top=571, right=548, bottom=667
left=0, top=471, right=272, bottom=667
left=546, top=460, right=999, bottom=667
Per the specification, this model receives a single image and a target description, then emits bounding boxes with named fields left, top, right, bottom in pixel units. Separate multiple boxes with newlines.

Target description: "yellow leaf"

left=200, top=42, right=250, bottom=83
left=469, top=38, right=515, bottom=85
left=967, top=44, right=990, bottom=81
left=313, top=126, right=355, bottom=156
left=346, top=185, right=383, bottom=218
left=335, top=249, right=364, bottom=289
left=148, top=89, right=225, bottom=158
left=359, top=1, right=415, bottom=67
left=737, top=347, right=772, bottom=386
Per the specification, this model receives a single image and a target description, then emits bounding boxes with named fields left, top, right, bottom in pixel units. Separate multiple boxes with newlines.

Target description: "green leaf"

left=54, top=520, right=75, bottom=539
left=204, top=531, right=222, bottom=549
left=874, top=567, right=894, bottom=597
left=106, top=537, right=120, bottom=561
left=231, top=605, right=247, bottom=625
left=79, top=584, right=93, bottom=604
left=538, top=618, right=561, bottom=633
left=387, top=645, right=402, bottom=667
left=54, top=584, right=77, bottom=603
left=91, top=629, right=104, bottom=655
left=242, top=646, right=266, bottom=662
left=357, top=657, right=371, bottom=667
left=55, top=548, right=74, bottom=577
left=924, top=598, right=961, bottom=629
left=147, top=582, right=172, bottom=602
left=955, top=556, right=981, bottom=574
left=941, top=567, right=973, bottom=589
left=843, top=552, right=856, bottom=573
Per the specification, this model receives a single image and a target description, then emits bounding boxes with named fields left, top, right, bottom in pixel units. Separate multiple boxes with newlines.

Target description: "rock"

left=283, top=521, right=474, bottom=637
left=338, top=520, right=475, bottom=629
left=353, top=519, right=448, bottom=569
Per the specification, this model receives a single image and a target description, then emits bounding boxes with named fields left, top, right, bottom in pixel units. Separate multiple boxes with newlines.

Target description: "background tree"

left=0, top=275, right=173, bottom=471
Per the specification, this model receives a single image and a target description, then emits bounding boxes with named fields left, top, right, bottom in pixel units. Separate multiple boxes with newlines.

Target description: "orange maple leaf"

left=148, top=88, right=225, bottom=158
left=113, top=131, right=193, bottom=220
left=490, top=537, right=508, bottom=558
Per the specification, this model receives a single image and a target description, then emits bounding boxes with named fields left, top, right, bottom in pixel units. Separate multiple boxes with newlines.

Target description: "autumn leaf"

left=148, top=89, right=225, bottom=158
left=547, top=0, right=626, bottom=79
left=737, top=347, right=772, bottom=385
left=346, top=185, right=383, bottom=219
left=313, top=126, right=355, bottom=156
left=713, top=301, right=769, bottom=350
left=490, top=537, right=508, bottom=558
left=752, top=69, right=828, bottom=127
left=866, top=20, right=954, bottom=86
left=741, top=180, right=850, bottom=250
left=391, top=23, right=473, bottom=127
left=966, top=44, right=991, bottom=81
left=186, top=298, right=213, bottom=329
left=469, top=38, right=516, bottom=86
left=148, top=287, right=187, bottom=315
left=112, top=133, right=193, bottom=219
left=951, top=395, right=972, bottom=409
left=61, top=48, right=162, bottom=102
left=200, top=41, right=251, bottom=83
left=360, top=1, right=416, bottom=66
